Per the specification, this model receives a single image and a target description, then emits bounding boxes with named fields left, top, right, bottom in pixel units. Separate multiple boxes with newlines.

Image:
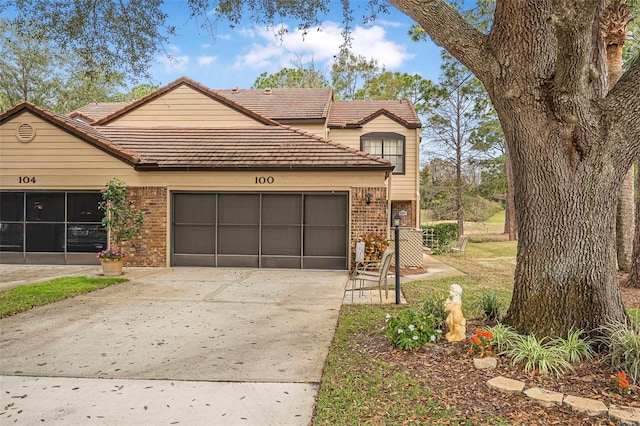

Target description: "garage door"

left=172, top=192, right=348, bottom=269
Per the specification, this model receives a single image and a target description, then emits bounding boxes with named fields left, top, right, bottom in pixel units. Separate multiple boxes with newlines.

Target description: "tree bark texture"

left=628, top=164, right=640, bottom=288
left=616, top=167, right=636, bottom=271
left=390, top=0, right=640, bottom=336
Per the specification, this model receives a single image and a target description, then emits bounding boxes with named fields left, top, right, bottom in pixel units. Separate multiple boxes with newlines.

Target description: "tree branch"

left=547, top=0, right=600, bottom=122
left=601, top=57, right=640, bottom=167
left=387, top=0, right=496, bottom=83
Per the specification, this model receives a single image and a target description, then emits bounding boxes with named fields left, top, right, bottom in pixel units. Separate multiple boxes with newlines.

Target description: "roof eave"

left=133, top=164, right=394, bottom=172
left=1, top=103, right=141, bottom=166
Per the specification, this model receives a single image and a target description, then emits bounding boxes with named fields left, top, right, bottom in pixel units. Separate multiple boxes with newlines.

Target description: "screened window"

left=361, top=133, right=405, bottom=174
left=0, top=191, right=106, bottom=254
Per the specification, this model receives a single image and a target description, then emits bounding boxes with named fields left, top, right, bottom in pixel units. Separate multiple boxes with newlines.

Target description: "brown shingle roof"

left=67, top=78, right=422, bottom=131
left=94, top=125, right=393, bottom=171
left=215, top=88, right=333, bottom=123
left=328, top=100, right=422, bottom=129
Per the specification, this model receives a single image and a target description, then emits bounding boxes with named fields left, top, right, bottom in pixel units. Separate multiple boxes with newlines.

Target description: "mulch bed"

left=355, top=275, right=640, bottom=425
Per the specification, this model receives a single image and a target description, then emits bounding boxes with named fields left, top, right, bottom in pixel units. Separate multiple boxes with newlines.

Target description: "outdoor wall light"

left=393, top=213, right=401, bottom=227
left=365, top=192, right=373, bottom=205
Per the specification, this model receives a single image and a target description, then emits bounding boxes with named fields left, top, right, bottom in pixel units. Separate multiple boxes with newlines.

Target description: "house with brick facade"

left=0, top=77, right=421, bottom=269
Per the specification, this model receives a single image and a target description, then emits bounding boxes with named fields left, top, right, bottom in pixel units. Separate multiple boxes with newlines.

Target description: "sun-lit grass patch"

left=314, top=305, right=455, bottom=425
left=0, top=276, right=127, bottom=317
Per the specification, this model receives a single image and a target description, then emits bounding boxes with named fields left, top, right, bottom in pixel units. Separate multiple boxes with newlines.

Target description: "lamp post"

left=393, top=212, right=401, bottom=304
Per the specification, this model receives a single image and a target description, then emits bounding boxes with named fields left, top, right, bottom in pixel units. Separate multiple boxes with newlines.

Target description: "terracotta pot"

left=99, top=258, right=124, bottom=276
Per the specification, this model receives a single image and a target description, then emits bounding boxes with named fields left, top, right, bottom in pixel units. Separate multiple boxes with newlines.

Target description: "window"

left=361, top=133, right=405, bottom=174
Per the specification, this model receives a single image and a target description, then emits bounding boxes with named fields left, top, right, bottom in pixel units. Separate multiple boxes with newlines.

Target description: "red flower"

left=615, top=372, right=627, bottom=380
left=469, top=336, right=482, bottom=345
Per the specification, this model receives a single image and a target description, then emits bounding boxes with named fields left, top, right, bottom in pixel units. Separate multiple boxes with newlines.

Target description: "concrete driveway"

left=0, top=267, right=347, bottom=425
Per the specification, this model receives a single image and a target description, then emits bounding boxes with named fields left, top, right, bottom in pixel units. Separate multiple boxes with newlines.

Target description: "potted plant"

left=97, top=178, right=144, bottom=275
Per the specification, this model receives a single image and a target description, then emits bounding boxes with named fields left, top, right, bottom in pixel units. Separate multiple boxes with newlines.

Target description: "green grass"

left=404, top=241, right=516, bottom=319
left=485, top=211, right=506, bottom=224
left=421, top=211, right=507, bottom=234
left=313, top=305, right=456, bottom=425
left=0, top=276, right=127, bottom=317
left=314, top=240, right=518, bottom=424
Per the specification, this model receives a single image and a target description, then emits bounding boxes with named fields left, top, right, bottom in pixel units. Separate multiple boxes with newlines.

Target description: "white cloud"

left=233, top=21, right=412, bottom=72
left=158, top=54, right=190, bottom=72
left=198, top=55, right=217, bottom=65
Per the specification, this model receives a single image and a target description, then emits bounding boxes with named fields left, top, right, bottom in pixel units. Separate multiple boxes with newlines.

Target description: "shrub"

left=350, top=233, right=390, bottom=269
left=99, top=178, right=144, bottom=252
left=598, top=321, right=640, bottom=385
left=421, top=223, right=458, bottom=253
left=383, top=309, right=443, bottom=351
left=503, top=334, right=572, bottom=378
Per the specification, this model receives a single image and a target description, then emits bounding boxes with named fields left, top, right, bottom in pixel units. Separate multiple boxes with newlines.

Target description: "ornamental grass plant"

left=503, top=334, right=573, bottom=378
left=477, top=291, right=504, bottom=322
left=598, top=320, right=640, bottom=385
left=549, top=328, right=594, bottom=363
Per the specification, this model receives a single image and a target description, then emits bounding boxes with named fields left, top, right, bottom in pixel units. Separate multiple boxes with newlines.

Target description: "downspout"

left=415, top=127, right=421, bottom=229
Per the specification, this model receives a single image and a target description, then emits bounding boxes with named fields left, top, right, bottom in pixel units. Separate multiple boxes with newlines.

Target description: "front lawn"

left=0, top=276, right=127, bottom=317
left=313, top=241, right=640, bottom=425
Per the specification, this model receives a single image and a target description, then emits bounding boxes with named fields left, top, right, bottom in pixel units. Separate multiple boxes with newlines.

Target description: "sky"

left=149, top=0, right=444, bottom=90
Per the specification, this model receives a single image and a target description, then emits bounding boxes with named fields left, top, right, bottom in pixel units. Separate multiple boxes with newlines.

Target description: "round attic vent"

left=16, top=123, right=36, bottom=143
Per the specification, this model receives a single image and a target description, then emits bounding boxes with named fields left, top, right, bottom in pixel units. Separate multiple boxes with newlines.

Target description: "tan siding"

left=107, top=85, right=265, bottom=127
left=0, top=112, right=135, bottom=189
left=1, top=115, right=387, bottom=191
left=328, top=116, right=419, bottom=205
left=289, top=123, right=326, bottom=138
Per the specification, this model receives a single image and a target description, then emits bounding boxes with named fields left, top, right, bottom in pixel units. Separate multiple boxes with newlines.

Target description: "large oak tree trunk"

left=497, top=106, right=629, bottom=336
left=483, top=1, right=629, bottom=336
left=390, top=0, right=639, bottom=337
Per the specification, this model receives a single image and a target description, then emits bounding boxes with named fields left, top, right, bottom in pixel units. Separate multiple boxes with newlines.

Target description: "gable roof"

left=327, top=100, right=422, bottom=129
left=67, top=77, right=422, bottom=131
left=0, top=102, right=141, bottom=165
left=1, top=102, right=393, bottom=173
left=92, top=77, right=278, bottom=126
left=94, top=125, right=393, bottom=172
left=215, top=87, right=333, bottom=123
left=69, top=102, right=130, bottom=122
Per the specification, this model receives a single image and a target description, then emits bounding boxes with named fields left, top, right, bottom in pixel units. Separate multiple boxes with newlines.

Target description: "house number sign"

left=255, top=176, right=275, bottom=184
left=19, top=176, right=37, bottom=184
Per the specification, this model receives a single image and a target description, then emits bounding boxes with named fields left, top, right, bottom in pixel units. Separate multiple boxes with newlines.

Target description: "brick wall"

left=351, top=187, right=388, bottom=242
left=118, top=186, right=167, bottom=267
left=391, top=200, right=416, bottom=228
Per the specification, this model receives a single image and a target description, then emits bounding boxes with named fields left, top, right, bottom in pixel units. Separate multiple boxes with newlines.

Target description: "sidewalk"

left=343, top=251, right=465, bottom=304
